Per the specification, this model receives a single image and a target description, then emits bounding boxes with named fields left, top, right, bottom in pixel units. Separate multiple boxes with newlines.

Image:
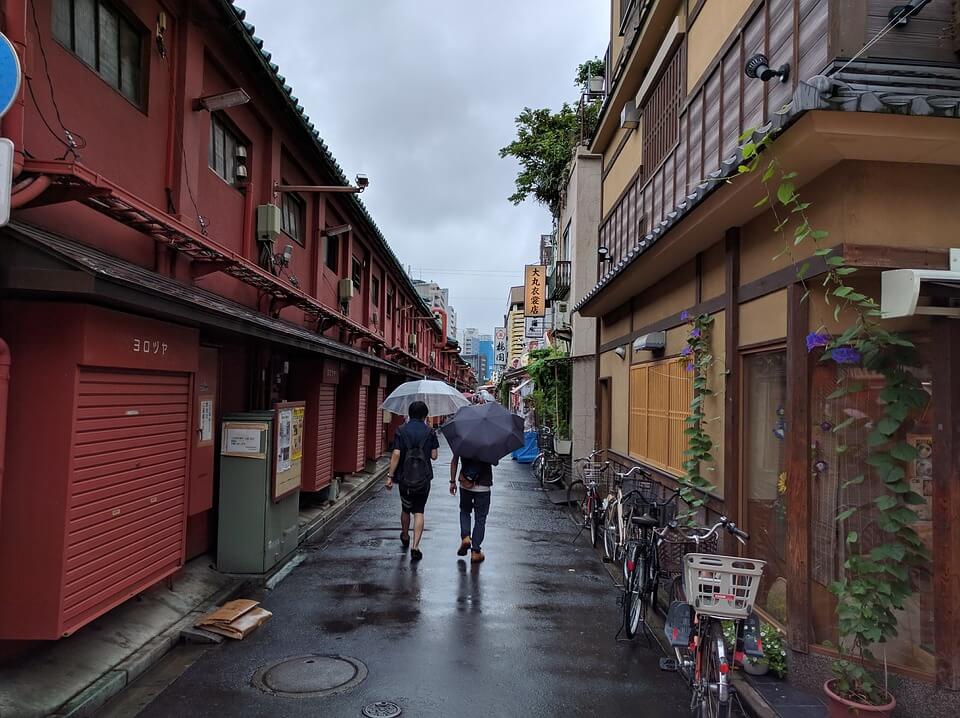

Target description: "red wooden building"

left=0, top=0, right=474, bottom=642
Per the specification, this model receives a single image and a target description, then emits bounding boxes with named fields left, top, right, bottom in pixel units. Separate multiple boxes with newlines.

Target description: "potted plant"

left=576, top=58, right=605, bottom=95
left=723, top=620, right=788, bottom=679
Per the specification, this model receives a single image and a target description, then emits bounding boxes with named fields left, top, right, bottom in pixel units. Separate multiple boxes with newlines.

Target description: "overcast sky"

left=239, top=1, right=608, bottom=336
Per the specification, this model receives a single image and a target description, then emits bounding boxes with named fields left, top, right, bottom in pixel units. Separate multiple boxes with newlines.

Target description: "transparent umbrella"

left=381, top=379, right=471, bottom=417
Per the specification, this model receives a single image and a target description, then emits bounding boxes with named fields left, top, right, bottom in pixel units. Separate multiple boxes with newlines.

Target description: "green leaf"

left=846, top=531, right=858, bottom=544
left=833, top=286, right=853, bottom=298
left=826, top=256, right=846, bottom=266
left=836, top=507, right=856, bottom=522
left=810, top=229, right=829, bottom=240
left=835, top=267, right=858, bottom=276
left=890, top=442, right=918, bottom=462
left=814, top=247, right=833, bottom=257
left=841, top=474, right=865, bottom=489
left=797, top=262, right=810, bottom=280
left=782, top=171, right=799, bottom=180
left=777, top=182, right=796, bottom=205
left=762, top=163, right=777, bottom=183
left=877, top=417, right=901, bottom=436
left=875, top=495, right=898, bottom=511
left=754, top=195, right=769, bottom=208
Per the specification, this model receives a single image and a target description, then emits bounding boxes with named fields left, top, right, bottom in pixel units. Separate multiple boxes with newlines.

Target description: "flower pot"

left=588, top=75, right=604, bottom=94
left=553, top=438, right=572, bottom=455
left=742, top=658, right=769, bottom=676
left=823, top=680, right=896, bottom=718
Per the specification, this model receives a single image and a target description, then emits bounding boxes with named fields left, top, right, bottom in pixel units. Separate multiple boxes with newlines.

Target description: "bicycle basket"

left=683, top=553, right=765, bottom=620
left=657, top=530, right=718, bottom=576
left=536, top=428, right=554, bottom=450
left=581, top=461, right=606, bottom=483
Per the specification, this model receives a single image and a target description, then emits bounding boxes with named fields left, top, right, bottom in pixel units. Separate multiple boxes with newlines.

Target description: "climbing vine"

left=679, top=311, right=717, bottom=516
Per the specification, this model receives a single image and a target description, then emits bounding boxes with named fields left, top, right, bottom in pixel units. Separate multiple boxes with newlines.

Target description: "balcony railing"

left=548, top=260, right=571, bottom=301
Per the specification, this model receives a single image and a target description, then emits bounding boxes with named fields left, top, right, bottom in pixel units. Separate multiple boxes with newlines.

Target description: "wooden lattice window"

left=629, top=358, right=692, bottom=475
left=641, top=44, right=684, bottom=175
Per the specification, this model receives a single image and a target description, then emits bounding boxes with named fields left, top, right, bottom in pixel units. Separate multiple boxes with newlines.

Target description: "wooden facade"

left=582, top=0, right=960, bottom=707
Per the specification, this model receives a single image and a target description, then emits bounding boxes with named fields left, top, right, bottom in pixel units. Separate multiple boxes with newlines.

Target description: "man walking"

left=386, top=401, right=438, bottom=561
left=449, top=453, right=493, bottom=563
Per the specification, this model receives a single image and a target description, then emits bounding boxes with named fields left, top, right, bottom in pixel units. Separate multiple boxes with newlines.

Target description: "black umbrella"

left=439, top=402, right=525, bottom=465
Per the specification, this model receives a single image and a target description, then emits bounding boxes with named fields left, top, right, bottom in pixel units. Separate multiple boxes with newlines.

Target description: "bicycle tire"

left=602, top=503, right=617, bottom=562
left=624, top=547, right=646, bottom=638
left=566, top=480, right=587, bottom=526
left=543, top=456, right=565, bottom=486
left=532, top=454, right=544, bottom=487
left=589, top=498, right=599, bottom=548
left=697, top=621, right=731, bottom=718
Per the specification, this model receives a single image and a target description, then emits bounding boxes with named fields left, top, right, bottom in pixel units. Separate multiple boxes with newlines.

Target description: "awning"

left=0, top=222, right=419, bottom=377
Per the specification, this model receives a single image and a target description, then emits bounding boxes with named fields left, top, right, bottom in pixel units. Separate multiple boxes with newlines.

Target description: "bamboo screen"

left=629, top=358, right=692, bottom=475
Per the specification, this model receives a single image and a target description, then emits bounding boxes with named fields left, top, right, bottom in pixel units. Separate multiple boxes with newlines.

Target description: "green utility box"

left=217, top=405, right=305, bottom=574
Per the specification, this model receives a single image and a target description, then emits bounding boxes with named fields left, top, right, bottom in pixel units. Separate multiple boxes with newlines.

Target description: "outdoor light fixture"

left=194, top=88, right=251, bottom=112
left=888, top=0, right=931, bottom=24
left=274, top=244, right=294, bottom=268
left=274, top=174, right=370, bottom=196
left=598, top=246, right=612, bottom=262
left=744, top=54, right=790, bottom=83
left=614, top=346, right=626, bottom=360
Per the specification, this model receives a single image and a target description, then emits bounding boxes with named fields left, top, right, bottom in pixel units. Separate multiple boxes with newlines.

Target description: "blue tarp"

left=511, top=430, right=539, bottom=464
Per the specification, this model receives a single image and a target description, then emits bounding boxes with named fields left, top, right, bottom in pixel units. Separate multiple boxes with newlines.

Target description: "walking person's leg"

left=471, top=492, right=491, bottom=563
left=400, top=510, right=411, bottom=547
left=458, top=490, right=473, bottom=555
left=409, top=488, right=429, bottom=561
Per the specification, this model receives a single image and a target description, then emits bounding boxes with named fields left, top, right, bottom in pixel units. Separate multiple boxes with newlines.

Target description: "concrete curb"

left=49, top=467, right=387, bottom=717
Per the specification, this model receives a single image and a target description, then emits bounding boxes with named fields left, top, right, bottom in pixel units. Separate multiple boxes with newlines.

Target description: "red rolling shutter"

left=303, top=383, right=336, bottom=491
left=356, top=386, right=368, bottom=469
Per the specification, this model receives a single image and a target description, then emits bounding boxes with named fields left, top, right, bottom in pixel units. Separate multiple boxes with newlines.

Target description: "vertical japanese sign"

left=524, top=316, right=544, bottom=339
left=524, top=265, right=545, bottom=317
left=494, top=327, right=507, bottom=366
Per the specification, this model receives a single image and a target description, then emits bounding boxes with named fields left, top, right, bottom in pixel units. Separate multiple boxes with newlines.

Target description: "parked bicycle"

left=657, top=516, right=766, bottom=718
left=602, top=465, right=654, bottom=579
left=565, top=451, right=610, bottom=547
left=531, top=426, right=565, bottom=488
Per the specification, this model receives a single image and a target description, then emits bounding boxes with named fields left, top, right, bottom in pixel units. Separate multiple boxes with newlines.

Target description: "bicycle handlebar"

left=614, top=465, right=651, bottom=481
left=655, top=515, right=750, bottom=545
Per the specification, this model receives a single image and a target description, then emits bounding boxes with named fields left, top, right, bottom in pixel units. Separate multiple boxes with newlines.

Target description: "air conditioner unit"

left=256, top=204, right=282, bottom=243
left=558, top=302, right=569, bottom=314
left=881, top=266, right=960, bottom=318
left=620, top=100, right=639, bottom=130
left=408, top=333, right=417, bottom=351
left=338, top=278, right=355, bottom=302
left=633, top=331, right=666, bottom=352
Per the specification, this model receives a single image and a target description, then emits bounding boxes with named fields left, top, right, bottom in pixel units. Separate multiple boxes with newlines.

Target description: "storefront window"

left=810, top=362, right=935, bottom=675
left=744, top=351, right=788, bottom=626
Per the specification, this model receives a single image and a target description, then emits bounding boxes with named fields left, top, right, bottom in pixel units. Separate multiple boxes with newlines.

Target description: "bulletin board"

left=273, top=401, right=305, bottom=501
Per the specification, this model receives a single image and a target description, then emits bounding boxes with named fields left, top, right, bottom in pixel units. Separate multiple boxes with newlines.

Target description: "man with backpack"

left=448, top=454, right=493, bottom=563
left=385, top=400, right=439, bottom=561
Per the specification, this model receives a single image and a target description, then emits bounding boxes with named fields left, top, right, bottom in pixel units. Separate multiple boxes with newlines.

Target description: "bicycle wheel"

left=566, top=480, right=586, bottom=526
left=697, top=621, right=731, bottom=718
left=588, top=496, right=599, bottom=548
left=624, top=546, right=646, bottom=638
left=532, top=454, right=544, bottom=487
left=543, top=456, right=565, bottom=486
left=602, top=503, right=617, bottom=562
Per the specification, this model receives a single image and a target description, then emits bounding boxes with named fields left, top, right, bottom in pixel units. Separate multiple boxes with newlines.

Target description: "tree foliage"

left=526, top=347, right=572, bottom=438
left=575, top=57, right=605, bottom=86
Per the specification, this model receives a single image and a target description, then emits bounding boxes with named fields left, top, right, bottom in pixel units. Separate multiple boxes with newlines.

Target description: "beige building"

left=506, top=285, right=525, bottom=368
left=575, top=0, right=960, bottom=710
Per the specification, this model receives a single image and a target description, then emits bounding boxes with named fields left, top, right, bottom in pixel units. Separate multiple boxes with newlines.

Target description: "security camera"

left=355, top=174, right=369, bottom=191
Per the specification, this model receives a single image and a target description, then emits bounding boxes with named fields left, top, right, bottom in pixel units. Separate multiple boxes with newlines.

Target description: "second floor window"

left=351, top=257, right=362, bottom=292
left=386, top=289, right=394, bottom=318
left=209, top=114, right=245, bottom=187
left=371, top=276, right=380, bottom=307
left=280, top=192, right=305, bottom=245
left=325, top=235, right=339, bottom=272
left=53, top=0, right=144, bottom=106
left=640, top=44, right=684, bottom=175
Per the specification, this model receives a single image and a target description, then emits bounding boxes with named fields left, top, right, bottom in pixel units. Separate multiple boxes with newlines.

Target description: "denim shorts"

left=399, top=484, right=430, bottom=514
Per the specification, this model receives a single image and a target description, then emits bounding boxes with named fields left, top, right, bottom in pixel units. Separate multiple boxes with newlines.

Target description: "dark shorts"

left=399, top=484, right=430, bottom=514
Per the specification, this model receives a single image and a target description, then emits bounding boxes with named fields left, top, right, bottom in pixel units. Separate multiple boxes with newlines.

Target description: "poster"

left=199, top=399, right=213, bottom=443
left=277, top=408, right=293, bottom=473
left=221, top=422, right=268, bottom=458
left=292, top=406, right=305, bottom=460
left=524, top=265, right=546, bottom=317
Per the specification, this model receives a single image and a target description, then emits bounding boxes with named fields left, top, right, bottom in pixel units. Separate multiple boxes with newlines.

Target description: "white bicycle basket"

left=683, top=553, right=765, bottom=620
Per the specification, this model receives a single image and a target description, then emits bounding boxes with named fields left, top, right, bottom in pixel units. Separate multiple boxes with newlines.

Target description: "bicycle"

left=531, top=426, right=565, bottom=488
left=565, top=452, right=609, bottom=547
left=620, top=487, right=679, bottom=639
left=656, top=517, right=766, bottom=718
left=602, top=465, right=654, bottom=578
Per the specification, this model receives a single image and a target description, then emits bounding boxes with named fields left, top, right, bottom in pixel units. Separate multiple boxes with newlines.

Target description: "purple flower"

left=680, top=310, right=690, bottom=321
left=690, top=328, right=702, bottom=339
left=685, top=362, right=695, bottom=373
left=805, top=332, right=831, bottom=352
left=832, top=347, right=861, bottom=365
left=681, top=346, right=692, bottom=357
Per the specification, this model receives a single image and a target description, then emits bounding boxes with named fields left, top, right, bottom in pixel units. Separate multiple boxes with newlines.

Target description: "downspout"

left=0, top=339, right=11, bottom=516
left=10, top=174, right=51, bottom=208
left=1, top=0, right=26, bottom=178
left=240, top=180, right=255, bottom=261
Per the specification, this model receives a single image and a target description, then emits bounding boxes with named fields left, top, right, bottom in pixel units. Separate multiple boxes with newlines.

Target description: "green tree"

left=575, top=57, right=605, bottom=87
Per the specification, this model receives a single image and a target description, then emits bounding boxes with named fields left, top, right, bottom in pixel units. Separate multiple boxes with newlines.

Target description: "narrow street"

left=133, top=439, right=691, bottom=717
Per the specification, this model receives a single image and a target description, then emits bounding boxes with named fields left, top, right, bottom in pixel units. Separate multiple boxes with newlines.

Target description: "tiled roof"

left=219, top=1, right=436, bottom=329
left=574, top=62, right=960, bottom=314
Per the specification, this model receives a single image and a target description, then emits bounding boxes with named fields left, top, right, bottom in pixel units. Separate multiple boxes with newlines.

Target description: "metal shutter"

left=63, top=370, right=189, bottom=632
left=374, top=387, right=386, bottom=456
left=304, top=383, right=336, bottom=491
left=356, top=386, right=368, bottom=470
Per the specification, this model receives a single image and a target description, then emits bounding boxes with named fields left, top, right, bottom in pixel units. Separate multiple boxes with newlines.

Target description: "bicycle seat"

left=631, top=513, right=659, bottom=528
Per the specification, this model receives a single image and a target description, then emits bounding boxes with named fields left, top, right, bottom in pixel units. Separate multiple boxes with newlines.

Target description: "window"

left=208, top=114, right=245, bottom=187
left=325, top=234, right=339, bottom=272
left=371, top=276, right=380, bottom=307
left=53, top=0, right=144, bottom=105
left=628, top=357, right=691, bottom=476
left=743, top=351, right=788, bottom=626
left=640, top=44, right=684, bottom=174
left=280, top=191, right=305, bottom=245
left=386, top=289, right=394, bottom=318
left=351, top=257, right=362, bottom=292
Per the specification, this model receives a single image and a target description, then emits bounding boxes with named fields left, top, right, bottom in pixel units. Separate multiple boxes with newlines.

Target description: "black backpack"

left=401, top=428, right=432, bottom=492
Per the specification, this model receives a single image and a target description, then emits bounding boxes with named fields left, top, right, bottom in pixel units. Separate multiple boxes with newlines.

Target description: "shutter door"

left=374, top=387, right=386, bottom=456
left=356, top=386, right=368, bottom=470
left=63, top=370, right=189, bottom=633
left=304, top=384, right=336, bottom=491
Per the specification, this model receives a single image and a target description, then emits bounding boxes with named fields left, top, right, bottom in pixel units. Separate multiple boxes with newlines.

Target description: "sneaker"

left=470, top=550, right=485, bottom=563
left=400, top=532, right=410, bottom=549
left=410, top=548, right=423, bottom=562
left=457, top=537, right=471, bottom=556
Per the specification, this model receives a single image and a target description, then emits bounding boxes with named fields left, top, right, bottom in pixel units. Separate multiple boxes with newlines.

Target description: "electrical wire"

left=834, top=12, right=908, bottom=76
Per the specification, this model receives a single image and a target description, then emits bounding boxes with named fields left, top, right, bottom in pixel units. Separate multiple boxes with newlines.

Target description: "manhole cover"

left=252, top=654, right=367, bottom=698
left=362, top=701, right=402, bottom=717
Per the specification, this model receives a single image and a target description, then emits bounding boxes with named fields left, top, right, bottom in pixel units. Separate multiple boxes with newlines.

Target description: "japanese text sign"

left=524, top=265, right=545, bottom=317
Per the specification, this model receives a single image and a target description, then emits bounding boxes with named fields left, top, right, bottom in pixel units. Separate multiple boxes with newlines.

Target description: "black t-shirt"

left=392, top=420, right=439, bottom=483
left=460, top=457, right=494, bottom=486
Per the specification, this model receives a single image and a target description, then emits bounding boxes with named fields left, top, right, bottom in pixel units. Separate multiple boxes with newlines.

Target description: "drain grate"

left=252, top=654, right=367, bottom=698
left=362, top=701, right=402, bottom=717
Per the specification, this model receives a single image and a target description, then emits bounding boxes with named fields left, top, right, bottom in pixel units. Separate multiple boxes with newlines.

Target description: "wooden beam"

left=785, top=282, right=811, bottom=653
left=723, top=229, right=740, bottom=522
left=933, top=317, right=960, bottom=689
left=598, top=295, right=724, bottom=354
left=841, top=243, right=949, bottom=271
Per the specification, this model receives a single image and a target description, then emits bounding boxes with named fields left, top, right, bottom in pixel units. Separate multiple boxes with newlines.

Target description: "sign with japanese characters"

left=494, top=326, right=507, bottom=366
left=524, top=316, right=544, bottom=339
left=524, top=265, right=546, bottom=317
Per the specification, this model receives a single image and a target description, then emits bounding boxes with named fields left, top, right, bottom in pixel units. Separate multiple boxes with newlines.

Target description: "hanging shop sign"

left=524, top=265, right=545, bottom=317
left=524, top=316, right=544, bottom=339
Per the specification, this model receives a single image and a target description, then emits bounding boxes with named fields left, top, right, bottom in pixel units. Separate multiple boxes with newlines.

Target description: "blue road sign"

left=0, top=32, right=21, bottom=121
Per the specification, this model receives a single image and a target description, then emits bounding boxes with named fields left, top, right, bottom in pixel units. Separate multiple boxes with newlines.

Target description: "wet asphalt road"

left=138, top=440, right=691, bottom=717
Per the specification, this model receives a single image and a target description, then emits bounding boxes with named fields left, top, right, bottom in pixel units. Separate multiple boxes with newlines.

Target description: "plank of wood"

left=723, top=229, right=741, bottom=522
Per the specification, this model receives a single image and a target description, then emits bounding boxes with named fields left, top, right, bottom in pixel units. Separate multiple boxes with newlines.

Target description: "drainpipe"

left=1, top=0, right=26, bottom=178
left=0, top=339, right=11, bottom=514
left=241, top=180, right=255, bottom=261
left=10, top=174, right=50, bottom=208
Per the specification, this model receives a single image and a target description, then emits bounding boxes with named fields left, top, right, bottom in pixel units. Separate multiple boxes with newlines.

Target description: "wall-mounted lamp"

left=614, top=346, right=626, bottom=360
left=744, top=54, right=790, bottom=83
left=598, top=246, right=613, bottom=262
left=194, top=88, right=251, bottom=112
left=274, top=244, right=294, bottom=268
